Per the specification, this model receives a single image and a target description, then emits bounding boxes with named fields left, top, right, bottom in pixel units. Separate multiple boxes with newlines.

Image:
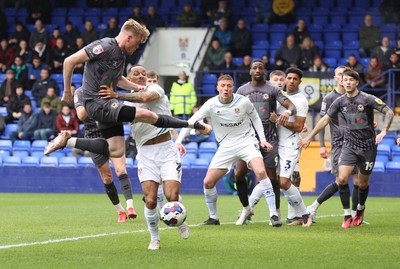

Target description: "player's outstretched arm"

left=298, top=114, right=331, bottom=149
left=117, top=76, right=146, bottom=92
left=375, top=106, right=394, bottom=144
left=62, top=49, right=89, bottom=103
left=99, top=86, right=160, bottom=103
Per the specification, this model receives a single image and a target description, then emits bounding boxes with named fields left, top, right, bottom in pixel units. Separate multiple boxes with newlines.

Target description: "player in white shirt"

left=99, top=66, right=191, bottom=250
left=176, top=74, right=280, bottom=226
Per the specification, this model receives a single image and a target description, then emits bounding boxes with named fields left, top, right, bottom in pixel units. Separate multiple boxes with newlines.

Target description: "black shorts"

left=85, top=98, right=124, bottom=130
left=90, top=152, right=109, bottom=168
left=339, top=146, right=377, bottom=175
left=331, top=145, right=358, bottom=177
left=260, top=139, right=279, bottom=169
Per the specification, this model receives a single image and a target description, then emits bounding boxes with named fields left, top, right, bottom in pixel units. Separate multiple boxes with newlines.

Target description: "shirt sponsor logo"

left=220, top=121, right=243, bottom=127
left=92, top=45, right=104, bottom=55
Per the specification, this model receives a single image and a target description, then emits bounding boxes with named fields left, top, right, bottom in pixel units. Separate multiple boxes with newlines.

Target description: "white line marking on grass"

left=0, top=215, right=342, bottom=250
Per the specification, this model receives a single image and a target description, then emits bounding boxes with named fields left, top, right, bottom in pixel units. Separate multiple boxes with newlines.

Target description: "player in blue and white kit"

left=176, top=74, right=280, bottom=226
left=299, top=69, right=394, bottom=228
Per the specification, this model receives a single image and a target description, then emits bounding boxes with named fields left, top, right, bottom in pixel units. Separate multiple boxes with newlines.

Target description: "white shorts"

left=278, top=145, right=301, bottom=179
left=137, top=140, right=181, bottom=184
left=209, top=138, right=262, bottom=171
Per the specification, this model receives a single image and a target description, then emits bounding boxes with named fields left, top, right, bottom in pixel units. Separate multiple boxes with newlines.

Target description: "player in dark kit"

left=234, top=60, right=297, bottom=225
left=299, top=69, right=394, bottom=228
left=45, top=19, right=206, bottom=157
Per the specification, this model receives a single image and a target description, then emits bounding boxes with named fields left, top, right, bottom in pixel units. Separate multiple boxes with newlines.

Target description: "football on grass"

left=160, top=201, right=187, bottom=226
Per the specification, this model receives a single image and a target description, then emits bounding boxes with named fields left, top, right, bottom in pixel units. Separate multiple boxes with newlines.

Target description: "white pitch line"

left=0, top=214, right=342, bottom=250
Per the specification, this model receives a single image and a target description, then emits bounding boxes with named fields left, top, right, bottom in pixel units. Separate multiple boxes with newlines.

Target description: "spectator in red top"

left=365, top=56, right=385, bottom=88
left=0, top=38, right=15, bottom=73
left=56, top=104, right=79, bottom=136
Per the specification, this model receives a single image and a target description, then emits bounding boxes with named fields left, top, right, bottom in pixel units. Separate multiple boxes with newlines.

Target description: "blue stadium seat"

left=252, top=49, right=268, bottom=59
left=48, top=151, right=66, bottom=159
left=318, top=0, right=335, bottom=8
left=252, top=24, right=268, bottom=33
left=0, top=73, right=6, bottom=83
left=31, top=151, right=45, bottom=159
left=181, top=158, right=191, bottom=169
left=381, top=137, right=396, bottom=147
left=300, top=0, right=317, bottom=8
left=72, top=74, right=83, bottom=84
left=85, top=15, right=101, bottom=26
left=252, top=32, right=267, bottom=42
left=313, top=16, right=328, bottom=26
left=0, top=140, right=12, bottom=151
left=324, top=32, right=341, bottom=43
left=205, top=130, right=216, bottom=142
left=377, top=144, right=391, bottom=157
left=325, top=49, right=342, bottom=59
left=269, top=24, right=287, bottom=33
left=0, top=149, right=11, bottom=158
left=40, top=156, right=58, bottom=167
left=68, top=8, right=84, bottom=16
left=182, top=152, right=197, bottom=163
left=202, top=74, right=218, bottom=84
left=198, top=152, right=214, bottom=163
left=12, top=150, right=29, bottom=159
left=125, top=157, right=134, bottom=168
left=201, top=84, right=216, bottom=95
left=323, top=58, right=337, bottom=67
left=31, top=140, right=48, bottom=152
left=343, top=32, right=359, bottom=43
left=59, top=157, right=78, bottom=168
left=51, top=73, right=63, bottom=84
left=392, top=155, right=400, bottom=162
left=13, top=140, right=31, bottom=152
left=314, top=40, right=324, bottom=50
left=330, top=15, right=347, bottom=26
left=232, top=57, right=243, bottom=66
left=21, top=156, right=40, bottom=167
left=0, top=106, right=7, bottom=116
left=269, top=33, right=286, bottom=44
left=184, top=142, right=198, bottom=154
left=354, top=1, right=372, bottom=9
left=391, top=145, right=400, bottom=157
left=376, top=155, right=389, bottom=163
left=52, top=7, right=67, bottom=16
left=372, top=161, right=385, bottom=172
left=296, top=7, right=311, bottom=17
left=312, top=7, right=329, bottom=15
left=1, top=124, right=18, bottom=139
left=385, top=162, right=400, bottom=172
left=78, top=156, right=95, bottom=168
left=101, top=8, right=118, bottom=16
left=191, top=158, right=209, bottom=169
left=252, top=40, right=269, bottom=49
left=3, top=156, right=21, bottom=166
left=199, top=142, right=218, bottom=153
left=348, top=15, right=364, bottom=26
left=123, top=124, right=131, bottom=139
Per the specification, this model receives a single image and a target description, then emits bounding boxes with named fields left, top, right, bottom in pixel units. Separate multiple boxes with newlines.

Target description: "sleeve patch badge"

left=92, top=45, right=104, bottom=55
left=375, top=98, right=383, bottom=105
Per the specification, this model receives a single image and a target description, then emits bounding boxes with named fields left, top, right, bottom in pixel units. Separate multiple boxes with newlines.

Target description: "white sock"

left=287, top=202, right=297, bottom=219
left=357, top=204, right=365, bottom=211
left=204, top=187, right=218, bottom=220
left=178, top=195, right=183, bottom=203
left=66, top=137, right=77, bottom=148
left=344, top=208, right=351, bottom=216
left=114, top=203, right=125, bottom=212
left=249, top=184, right=263, bottom=208
left=309, top=200, right=320, bottom=213
left=351, top=210, right=356, bottom=218
left=126, top=199, right=133, bottom=209
left=144, top=206, right=159, bottom=241
left=259, top=178, right=277, bottom=217
left=157, top=185, right=165, bottom=209
left=282, top=185, right=308, bottom=216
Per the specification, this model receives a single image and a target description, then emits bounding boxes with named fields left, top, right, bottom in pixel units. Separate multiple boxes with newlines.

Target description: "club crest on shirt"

left=263, top=93, right=269, bottom=100
left=375, top=98, right=383, bottom=105
left=111, top=102, right=119, bottom=109
left=92, top=44, right=104, bottom=55
left=234, top=108, right=240, bottom=114
left=358, top=104, right=364, bottom=112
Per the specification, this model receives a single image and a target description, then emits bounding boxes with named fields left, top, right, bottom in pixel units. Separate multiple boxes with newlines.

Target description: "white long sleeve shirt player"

left=176, top=93, right=267, bottom=147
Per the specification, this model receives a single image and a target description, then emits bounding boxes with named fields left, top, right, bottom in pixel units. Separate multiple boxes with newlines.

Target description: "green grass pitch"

left=0, top=193, right=399, bottom=269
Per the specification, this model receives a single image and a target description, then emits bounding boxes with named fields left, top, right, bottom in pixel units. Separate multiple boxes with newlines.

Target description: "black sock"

left=272, top=179, right=280, bottom=209
left=235, top=178, right=249, bottom=207
left=359, top=185, right=369, bottom=207
left=317, top=182, right=339, bottom=204
left=338, top=184, right=350, bottom=209
left=154, top=114, right=189, bottom=128
left=118, top=173, right=133, bottom=201
left=352, top=185, right=360, bottom=211
left=75, top=138, right=109, bottom=156
left=104, top=182, right=120, bottom=205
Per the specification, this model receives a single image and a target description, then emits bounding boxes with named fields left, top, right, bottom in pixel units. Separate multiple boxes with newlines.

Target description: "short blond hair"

left=218, top=74, right=234, bottom=82
left=147, top=70, right=158, bottom=79
left=121, top=19, right=150, bottom=43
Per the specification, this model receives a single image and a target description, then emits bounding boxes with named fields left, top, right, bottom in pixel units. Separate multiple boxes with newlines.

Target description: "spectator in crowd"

left=214, top=19, right=232, bottom=49
left=177, top=2, right=198, bottom=27
left=5, top=84, right=31, bottom=123
left=299, top=37, right=320, bottom=71
left=33, top=101, right=57, bottom=140
left=9, top=21, right=31, bottom=47
left=0, top=9, right=7, bottom=41
left=70, top=37, right=85, bottom=74
left=230, top=18, right=252, bottom=57
left=63, top=21, right=80, bottom=49
left=101, top=17, right=120, bottom=38
left=395, top=37, right=400, bottom=56
left=359, top=14, right=380, bottom=57
left=253, top=0, right=271, bottom=24
left=0, top=38, right=14, bottom=72
left=372, top=36, right=395, bottom=67
left=146, top=5, right=165, bottom=31
left=31, top=40, right=50, bottom=65
left=208, top=0, right=233, bottom=27
left=308, top=56, right=330, bottom=72
left=0, top=69, right=16, bottom=105
left=16, top=39, right=31, bottom=64
left=261, top=55, right=274, bottom=71
left=31, top=68, right=60, bottom=105
left=27, top=55, right=46, bottom=88
left=217, top=51, right=237, bottom=75
left=81, top=20, right=99, bottom=45
left=170, top=71, right=197, bottom=118
left=365, top=56, right=386, bottom=89
left=129, top=5, right=148, bottom=26
left=50, top=37, right=70, bottom=73
left=204, top=39, right=226, bottom=70
left=28, top=19, right=49, bottom=49
left=0, top=114, right=4, bottom=136
left=41, top=87, right=62, bottom=114
left=290, top=18, right=310, bottom=45
left=380, top=0, right=400, bottom=24
left=235, top=55, right=252, bottom=87
left=56, top=104, right=80, bottom=135
left=9, top=103, right=36, bottom=143
left=382, top=53, right=400, bottom=90
left=345, top=54, right=365, bottom=83
left=274, top=34, right=301, bottom=67
left=10, top=56, right=28, bottom=88
left=199, top=0, right=219, bottom=21
left=50, top=28, right=62, bottom=48
left=269, top=0, right=295, bottom=24
left=274, top=57, right=289, bottom=71
left=26, top=0, right=51, bottom=24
